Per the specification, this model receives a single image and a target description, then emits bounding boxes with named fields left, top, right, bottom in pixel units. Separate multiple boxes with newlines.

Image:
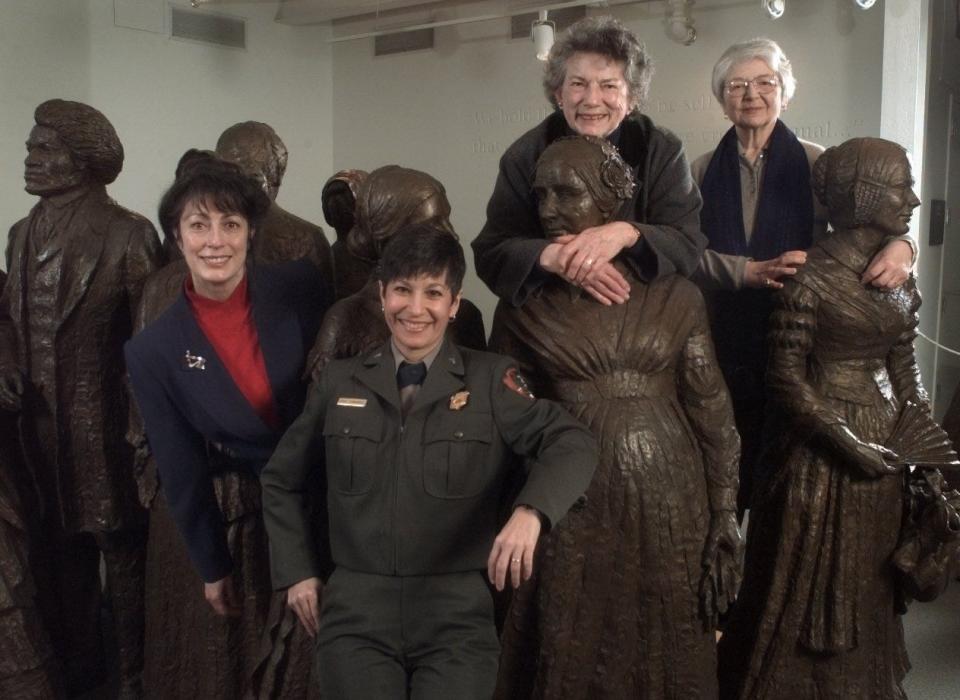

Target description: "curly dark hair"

left=34, top=99, right=124, bottom=185
left=542, top=16, right=654, bottom=113
left=157, top=157, right=270, bottom=243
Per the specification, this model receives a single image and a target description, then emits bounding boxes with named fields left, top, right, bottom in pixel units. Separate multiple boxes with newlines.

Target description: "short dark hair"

left=377, top=224, right=466, bottom=296
left=34, top=99, right=124, bottom=185
left=157, top=157, right=271, bottom=242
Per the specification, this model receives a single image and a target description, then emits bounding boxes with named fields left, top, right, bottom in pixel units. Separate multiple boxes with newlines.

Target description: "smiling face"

left=24, top=125, right=87, bottom=196
left=721, top=57, right=784, bottom=133
left=177, top=198, right=251, bottom=301
left=534, top=156, right=606, bottom=238
left=555, top=52, right=632, bottom=138
left=380, top=272, right=461, bottom=362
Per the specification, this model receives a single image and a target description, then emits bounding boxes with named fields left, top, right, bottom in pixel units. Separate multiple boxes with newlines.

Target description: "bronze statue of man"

left=215, top=121, right=334, bottom=297
left=0, top=99, right=162, bottom=698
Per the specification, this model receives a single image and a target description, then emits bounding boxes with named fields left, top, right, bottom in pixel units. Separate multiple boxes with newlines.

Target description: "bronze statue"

left=491, top=136, right=741, bottom=699
left=717, top=137, right=945, bottom=699
left=216, top=121, right=334, bottom=289
left=0, top=99, right=162, bottom=698
left=0, top=401, right=64, bottom=699
left=322, top=169, right=373, bottom=299
left=306, top=165, right=487, bottom=381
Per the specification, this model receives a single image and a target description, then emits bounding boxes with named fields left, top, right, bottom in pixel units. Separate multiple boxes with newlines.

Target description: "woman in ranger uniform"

left=261, top=225, right=597, bottom=700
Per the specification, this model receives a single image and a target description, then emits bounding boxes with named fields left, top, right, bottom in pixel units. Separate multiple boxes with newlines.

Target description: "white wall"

left=0, top=0, right=333, bottom=261
left=330, top=0, right=885, bottom=321
left=0, top=0, right=91, bottom=256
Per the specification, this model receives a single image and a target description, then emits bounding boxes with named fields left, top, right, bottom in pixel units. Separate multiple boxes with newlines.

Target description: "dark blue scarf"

left=700, top=120, right=813, bottom=260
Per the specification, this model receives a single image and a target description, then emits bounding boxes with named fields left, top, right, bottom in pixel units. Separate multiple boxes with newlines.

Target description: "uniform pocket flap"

left=322, top=408, right=383, bottom=442
left=422, top=412, right=493, bottom=445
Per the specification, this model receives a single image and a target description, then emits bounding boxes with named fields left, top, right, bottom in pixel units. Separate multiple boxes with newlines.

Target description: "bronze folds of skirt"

left=142, top=469, right=316, bottom=699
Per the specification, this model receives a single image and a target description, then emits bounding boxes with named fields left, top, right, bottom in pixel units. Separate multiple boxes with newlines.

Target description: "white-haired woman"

left=690, top=38, right=915, bottom=514
left=472, top=15, right=705, bottom=309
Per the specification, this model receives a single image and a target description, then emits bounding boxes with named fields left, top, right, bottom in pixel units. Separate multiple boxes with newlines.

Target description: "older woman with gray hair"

left=690, top=38, right=915, bottom=515
left=472, top=15, right=705, bottom=308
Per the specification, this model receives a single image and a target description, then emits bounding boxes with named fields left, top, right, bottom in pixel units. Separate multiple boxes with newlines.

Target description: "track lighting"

left=531, top=10, right=555, bottom=62
left=761, top=0, right=785, bottom=19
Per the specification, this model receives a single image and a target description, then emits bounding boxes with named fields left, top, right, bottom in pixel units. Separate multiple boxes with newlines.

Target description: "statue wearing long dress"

left=305, top=165, right=487, bottom=381
left=491, top=135, right=741, bottom=699
left=717, top=137, right=936, bottom=699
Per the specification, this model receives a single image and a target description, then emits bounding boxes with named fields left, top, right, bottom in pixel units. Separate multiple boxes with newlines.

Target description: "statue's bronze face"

left=870, top=158, right=920, bottom=237
left=24, top=125, right=86, bottom=196
left=534, top=157, right=606, bottom=238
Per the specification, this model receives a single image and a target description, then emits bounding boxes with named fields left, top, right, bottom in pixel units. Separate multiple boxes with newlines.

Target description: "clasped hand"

left=538, top=222, right=638, bottom=305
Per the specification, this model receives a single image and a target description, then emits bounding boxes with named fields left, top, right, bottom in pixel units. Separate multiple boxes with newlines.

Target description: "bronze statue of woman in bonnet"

left=717, top=137, right=947, bottom=699
left=492, top=135, right=740, bottom=699
left=321, top=169, right=372, bottom=299
left=305, top=165, right=486, bottom=381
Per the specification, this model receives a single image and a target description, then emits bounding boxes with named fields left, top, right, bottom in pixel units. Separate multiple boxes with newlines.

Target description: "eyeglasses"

left=725, top=77, right=780, bottom=96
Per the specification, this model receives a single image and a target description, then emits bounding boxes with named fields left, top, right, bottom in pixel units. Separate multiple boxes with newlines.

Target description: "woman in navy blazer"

left=125, top=158, right=329, bottom=698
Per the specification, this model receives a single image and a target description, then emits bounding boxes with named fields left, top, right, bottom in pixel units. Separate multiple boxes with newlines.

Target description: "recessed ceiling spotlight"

left=853, top=0, right=877, bottom=8
left=761, top=0, right=785, bottom=19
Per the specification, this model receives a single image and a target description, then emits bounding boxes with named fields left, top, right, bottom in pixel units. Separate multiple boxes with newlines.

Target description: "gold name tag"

left=336, top=397, right=368, bottom=408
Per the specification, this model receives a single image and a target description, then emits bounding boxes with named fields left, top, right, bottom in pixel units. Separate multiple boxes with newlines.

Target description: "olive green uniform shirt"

left=261, top=339, right=598, bottom=589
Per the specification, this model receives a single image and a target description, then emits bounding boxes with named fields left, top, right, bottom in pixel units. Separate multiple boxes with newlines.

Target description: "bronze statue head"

left=26, top=99, right=124, bottom=195
left=215, top=121, right=288, bottom=201
left=175, top=148, right=218, bottom=180
left=534, top=135, right=635, bottom=237
left=812, top=137, right=920, bottom=237
left=348, top=165, right=454, bottom=263
left=322, top=169, right=368, bottom=239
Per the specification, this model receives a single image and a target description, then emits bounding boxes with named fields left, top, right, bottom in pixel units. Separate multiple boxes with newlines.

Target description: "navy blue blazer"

left=125, top=259, right=329, bottom=582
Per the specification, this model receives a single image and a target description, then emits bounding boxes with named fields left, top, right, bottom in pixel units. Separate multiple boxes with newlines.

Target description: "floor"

left=902, top=580, right=960, bottom=699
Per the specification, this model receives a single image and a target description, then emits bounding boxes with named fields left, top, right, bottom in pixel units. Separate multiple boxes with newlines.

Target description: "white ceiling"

left=194, top=0, right=572, bottom=25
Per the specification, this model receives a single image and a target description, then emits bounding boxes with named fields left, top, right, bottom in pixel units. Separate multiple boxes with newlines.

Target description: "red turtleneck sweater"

left=185, top=275, right=280, bottom=430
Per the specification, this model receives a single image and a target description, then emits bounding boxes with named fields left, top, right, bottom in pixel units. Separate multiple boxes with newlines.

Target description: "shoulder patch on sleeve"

left=503, top=367, right=535, bottom=400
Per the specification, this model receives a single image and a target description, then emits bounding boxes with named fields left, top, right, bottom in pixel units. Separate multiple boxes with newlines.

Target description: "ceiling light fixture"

left=761, top=0, right=785, bottom=19
left=853, top=0, right=877, bottom=8
left=665, top=0, right=696, bottom=45
left=531, top=10, right=555, bottom=62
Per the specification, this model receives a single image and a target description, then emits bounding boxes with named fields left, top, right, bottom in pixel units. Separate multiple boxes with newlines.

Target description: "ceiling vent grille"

left=375, top=28, right=435, bottom=56
left=171, top=6, right=246, bottom=49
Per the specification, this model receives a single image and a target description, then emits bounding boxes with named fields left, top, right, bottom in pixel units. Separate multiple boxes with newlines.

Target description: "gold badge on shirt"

left=337, top=397, right=368, bottom=408
left=449, top=391, right=470, bottom=411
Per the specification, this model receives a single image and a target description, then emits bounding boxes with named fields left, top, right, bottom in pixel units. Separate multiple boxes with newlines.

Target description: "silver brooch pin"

left=183, top=350, right=206, bottom=371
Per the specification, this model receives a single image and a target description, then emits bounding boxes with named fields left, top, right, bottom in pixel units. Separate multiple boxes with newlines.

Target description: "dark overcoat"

left=0, top=187, right=162, bottom=533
